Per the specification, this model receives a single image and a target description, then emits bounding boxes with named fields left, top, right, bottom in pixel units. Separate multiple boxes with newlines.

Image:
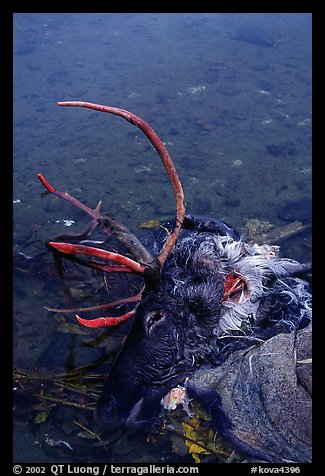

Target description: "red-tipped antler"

left=38, top=173, right=102, bottom=221
left=48, top=242, right=146, bottom=274
left=45, top=286, right=145, bottom=329
left=76, top=310, right=136, bottom=328
left=39, top=101, right=186, bottom=328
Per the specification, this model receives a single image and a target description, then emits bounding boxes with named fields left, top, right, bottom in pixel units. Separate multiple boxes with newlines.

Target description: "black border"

left=7, top=3, right=318, bottom=472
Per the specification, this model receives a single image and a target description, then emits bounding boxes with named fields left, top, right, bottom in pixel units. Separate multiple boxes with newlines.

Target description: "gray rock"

left=188, top=324, right=312, bottom=462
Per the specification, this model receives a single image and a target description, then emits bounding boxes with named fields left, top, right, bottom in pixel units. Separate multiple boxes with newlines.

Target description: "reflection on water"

left=13, top=13, right=311, bottom=463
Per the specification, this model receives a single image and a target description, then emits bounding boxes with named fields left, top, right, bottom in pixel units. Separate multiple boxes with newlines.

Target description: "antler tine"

left=38, top=173, right=103, bottom=221
left=38, top=173, right=155, bottom=268
left=48, top=242, right=145, bottom=274
left=57, top=101, right=186, bottom=267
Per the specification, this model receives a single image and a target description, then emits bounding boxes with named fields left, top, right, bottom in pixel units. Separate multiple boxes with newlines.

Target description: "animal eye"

left=146, top=310, right=165, bottom=332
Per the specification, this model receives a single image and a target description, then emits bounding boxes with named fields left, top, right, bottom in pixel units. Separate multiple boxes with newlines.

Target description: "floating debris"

left=231, top=159, right=243, bottom=167
left=73, top=158, right=87, bottom=164
left=55, top=219, right=76, bottom=227
left=294, top=167, right=311, bottom=175
left=297, top=118, right=311, bottom=127
left=127, top=92, right=141, bottom=99
left=261, top=119, right=273, bottom=126
left=188, top=85, right=206, bottom=94
left=45, top=436, right=74, bottom=451
left=135, top=165, right=152, bottom=174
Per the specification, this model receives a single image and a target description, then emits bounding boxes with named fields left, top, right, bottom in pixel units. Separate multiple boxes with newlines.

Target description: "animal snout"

left=94, top=394, right=147, bottom=433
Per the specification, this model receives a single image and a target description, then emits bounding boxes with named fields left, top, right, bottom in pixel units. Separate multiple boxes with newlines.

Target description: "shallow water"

left=13, top=13, right=312, bottom=463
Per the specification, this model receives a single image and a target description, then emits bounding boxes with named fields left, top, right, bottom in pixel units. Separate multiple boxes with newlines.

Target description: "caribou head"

left=39, top=102, right=312, bottom=448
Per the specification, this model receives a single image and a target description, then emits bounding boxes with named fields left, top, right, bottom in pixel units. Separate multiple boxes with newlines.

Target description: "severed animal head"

left=94, top=216, right=312, bottom=432
left=39, top=102, right=312, bottom=457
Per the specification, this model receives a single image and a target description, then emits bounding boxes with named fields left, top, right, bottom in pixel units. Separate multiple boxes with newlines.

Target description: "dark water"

left=13, top=13, right=312, bottom=463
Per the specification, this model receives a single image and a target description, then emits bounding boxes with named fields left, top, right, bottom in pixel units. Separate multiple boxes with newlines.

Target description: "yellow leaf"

left=34, top=410, right=49, bottom=424
left=192, top=453, right=201, bottom=464
left=138, top=219, right=161, bottom=229
left=182, top=422, right=197, bottom=446
left=189, top=443, right=209, bottom=455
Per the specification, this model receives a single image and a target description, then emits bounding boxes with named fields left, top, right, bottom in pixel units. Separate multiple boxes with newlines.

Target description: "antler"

left=56, top=101, right=186, bottom=266
left=39, top=101, right=186, bottom=327
left=37, top=172, right=157, bottom=274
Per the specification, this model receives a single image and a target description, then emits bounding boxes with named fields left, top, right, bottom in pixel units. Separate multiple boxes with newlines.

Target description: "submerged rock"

left=234, top=25, right=283, bottom=48
left=266, top=142, right=296, bottom=157
left=277, top=198, right=312, bottom=224
left=188, top=324, right=312, bottom=463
